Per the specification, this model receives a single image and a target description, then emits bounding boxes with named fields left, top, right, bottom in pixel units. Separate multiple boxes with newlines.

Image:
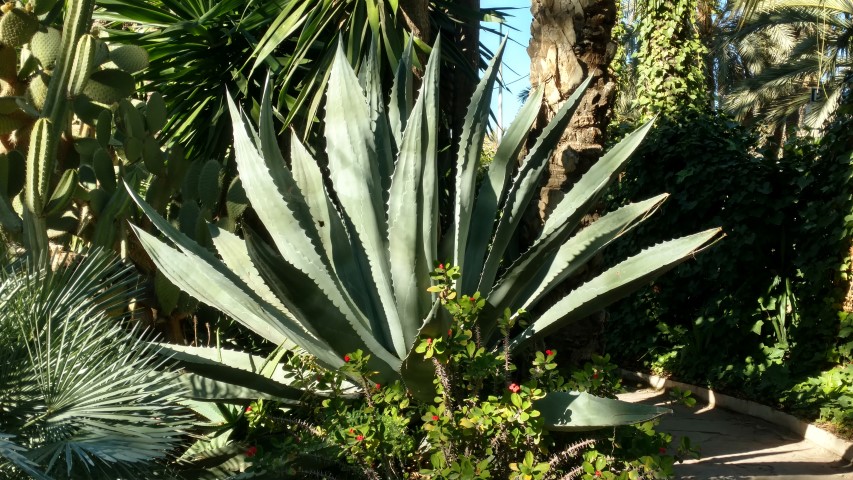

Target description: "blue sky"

left=480, top=1, right=532, bottom=131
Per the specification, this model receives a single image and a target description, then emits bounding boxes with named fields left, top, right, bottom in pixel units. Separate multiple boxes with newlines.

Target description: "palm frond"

left=0, top=250, right=190, bottom=478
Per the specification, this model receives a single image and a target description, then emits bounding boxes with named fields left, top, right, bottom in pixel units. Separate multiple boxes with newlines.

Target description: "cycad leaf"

left=510, top=228, right=722, bottom=350
left=388, top=37, right=441, bottom=346
left=535, top=391, right=671, bottom=431
left=325, top=43, right=403, bottom=357
left=453, top=38, right=506, bottom=287
left=492, top=194, right=670, bottom=314
left=462, top=86, right=544, bottom=294
left=478, top=76, right=593, bottom=295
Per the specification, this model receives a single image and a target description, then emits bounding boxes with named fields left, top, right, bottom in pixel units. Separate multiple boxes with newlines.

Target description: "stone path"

left=618, top=387, right=853, bottom=479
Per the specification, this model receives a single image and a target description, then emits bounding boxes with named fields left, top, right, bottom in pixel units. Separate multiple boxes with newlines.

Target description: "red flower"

left=432, top=415, right=439, bottom=421
left=375, top=383, right=381, bottom=389
left=447, top=329, right=452, bottom=336
left=426, top=338, right=432, bottom=345
left=545, top=349, right=553, bottom=356
left=659, top=447, right=667, bottom=454
left=245, top=446, right=257, bottom=458
left=344, top=354, right=351, bottom=362
left=595, top=471, right=602, bottom=477
left=356, top=435, right=364, bottom=441
left=469, top=296, right=475, bottom=302
left=348, top=428, right=354, bottom=433
left=245, top=406, right=252, bottom=412
left=592, top=372, right=599, bottom=379
left=508, top=383, right=520, bottom=393
left=438, top=263, right=444, bottom=269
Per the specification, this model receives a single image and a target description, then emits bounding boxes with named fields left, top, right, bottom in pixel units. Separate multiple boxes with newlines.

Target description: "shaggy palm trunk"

left=528, top=0, right=618, bottom=364
left=528, top=0, right=618, bottom=221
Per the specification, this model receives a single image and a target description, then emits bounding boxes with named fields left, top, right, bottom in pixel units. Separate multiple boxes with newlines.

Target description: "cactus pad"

left=82, top=69, right=135, bottom=105
left=106, top=44, right=149, bottom=73
left=26, top=71, right=50, bottom=110
left=0, top=8, right=38, bottom=48
left=29, top=27, right=61, bottom=70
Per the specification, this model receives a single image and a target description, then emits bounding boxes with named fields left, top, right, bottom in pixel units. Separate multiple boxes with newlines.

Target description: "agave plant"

left=0, top=249, right=190, bottom=478
left=129, top=39, right=721, bottom=430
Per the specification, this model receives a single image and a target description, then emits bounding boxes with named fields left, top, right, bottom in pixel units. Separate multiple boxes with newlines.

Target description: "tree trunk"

left=528, top=0, right=618, bottom=222
left=527, top=0, right=618, bottom=365
left=398, top=0, right=431, bottom=42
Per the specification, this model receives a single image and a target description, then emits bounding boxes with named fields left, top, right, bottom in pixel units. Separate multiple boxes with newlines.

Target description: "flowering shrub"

left=233, top=265, right=680, bottom=478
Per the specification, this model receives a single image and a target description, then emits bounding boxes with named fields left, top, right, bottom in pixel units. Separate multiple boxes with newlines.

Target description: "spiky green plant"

left=0, top=249, right=190, bottom=478
left=130, top=39, right=721, bottom=430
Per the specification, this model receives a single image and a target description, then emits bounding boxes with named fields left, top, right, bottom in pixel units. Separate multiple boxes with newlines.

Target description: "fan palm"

left=0, top=250, right=189, bottom=478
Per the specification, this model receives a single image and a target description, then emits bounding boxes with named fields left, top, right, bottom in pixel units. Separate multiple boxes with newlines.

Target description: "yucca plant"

left=0, top=250, right=190, bottom=478
left=129, top=39, right=721, bottom=431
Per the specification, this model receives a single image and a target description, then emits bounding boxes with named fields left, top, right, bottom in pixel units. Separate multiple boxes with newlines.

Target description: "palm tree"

left=528, top=0, right=619, bottom=222
left=725, top=0, right=853, bottom=130
left=0, top=250, right=189, bottom=478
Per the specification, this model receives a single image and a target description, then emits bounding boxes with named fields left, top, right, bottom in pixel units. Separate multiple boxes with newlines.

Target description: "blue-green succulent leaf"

left=510, top=228, right=722, bottom=350
left=453, top=38, right=506, bottom=290
left=477, top=76, right=592, bottom=295
left=388, top=37, right=441, bottom=347
left=536, top=391, right=671, bottom=431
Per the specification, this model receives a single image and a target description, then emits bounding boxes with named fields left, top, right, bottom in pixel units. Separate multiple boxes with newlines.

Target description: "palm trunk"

left=528, top=0, right=618, bottom=364
left=528, top=0, right=618, bottom=221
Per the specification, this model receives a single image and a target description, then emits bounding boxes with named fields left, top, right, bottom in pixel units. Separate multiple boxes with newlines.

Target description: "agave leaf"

left=289, top=132, right=387, bottom=336
left=325, top=42, right=403, bottom=357
left=453, top=38, right=506, bottom=289
left=510, top=228, right=722, bottom=350
left=388, top=36, right=441, bottom=345
left=153, top=344, right=305, bottom=403
left=358, top=41, right=394, bottom=194
left=243, top=228, right=402, bottom=379
left=208, top=225, right=291, bottom=319
left=539, top=120, right=656, bottom=242
left=477, top=76, right=593, bottom=295
left=400, top=299, right=442, bottom=400
left=130, top=225, right=342, bottom=370
left=228, top=91, right=332, bottom=282
left=462, top=86, right=544, bottom=294
left=388, top=37, right=414, bottom=145
left=492, top=194, right=670, bottom=314
left=535, top=391, right=671, bottom=432
left=229, top=93, right=393, bottom=368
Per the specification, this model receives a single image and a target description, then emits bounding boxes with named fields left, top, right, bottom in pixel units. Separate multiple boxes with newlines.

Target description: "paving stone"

left=618, top=388, right=853, bottom=479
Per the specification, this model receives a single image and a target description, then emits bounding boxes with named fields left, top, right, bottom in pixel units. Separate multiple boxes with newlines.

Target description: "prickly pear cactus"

left=0, top=0, right=247, bottom=339
left=0, top=4, right=38, bottom=48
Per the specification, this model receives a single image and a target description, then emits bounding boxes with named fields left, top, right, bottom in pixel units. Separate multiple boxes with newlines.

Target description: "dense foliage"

left=605, top=108, right=853, bottom=432
left=226, top=268, right=684, bottom=479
